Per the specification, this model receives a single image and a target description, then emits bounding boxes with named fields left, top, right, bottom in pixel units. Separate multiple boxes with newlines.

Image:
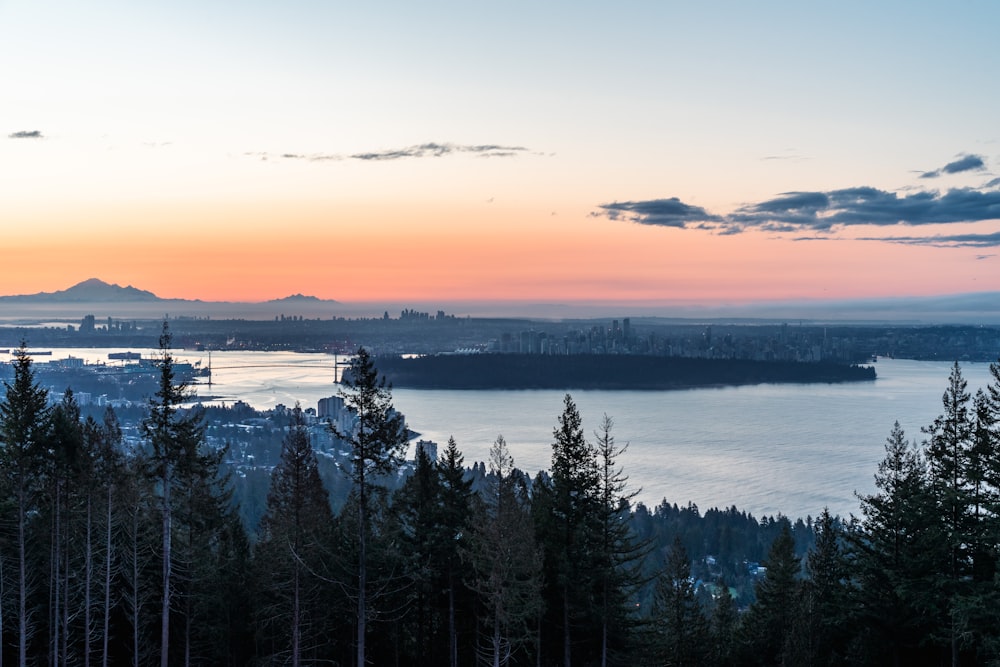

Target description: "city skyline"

left=4, top=1, right=1000, bottom=312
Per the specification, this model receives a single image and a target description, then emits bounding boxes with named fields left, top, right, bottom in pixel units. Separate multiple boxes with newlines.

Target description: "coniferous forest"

left=3, top=326, right=1000, bottom=666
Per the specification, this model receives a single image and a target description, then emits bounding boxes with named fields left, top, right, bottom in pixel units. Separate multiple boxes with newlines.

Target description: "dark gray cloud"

left=920, top=153, right=986, bottom=178
left=733, top=187, right=1000, bottom=229
left=592, top=198, right=722, bottom=228
left=350, top=142, right=528, bottom=161
left=594, top=184, right=1000, bottom=245
left=9, top=130, right=43, bottom=139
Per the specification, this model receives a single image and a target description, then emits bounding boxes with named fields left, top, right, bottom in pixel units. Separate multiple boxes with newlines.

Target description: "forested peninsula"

left=373, top=352, right=876, bottom=389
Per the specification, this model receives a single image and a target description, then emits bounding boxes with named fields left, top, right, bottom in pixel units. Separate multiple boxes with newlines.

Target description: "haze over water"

left=32, top=349, right=995, bottom=521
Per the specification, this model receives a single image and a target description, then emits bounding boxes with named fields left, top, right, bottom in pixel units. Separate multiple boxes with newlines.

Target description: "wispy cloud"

left=920, top=153, right=986, bottom=179
left=861, top=231, right=1000, bottom=248
left=250, top=142, right=530, bottom=164
left=9, top=130, right=43, bottom=139
left=350, top=142, right=528, bottom=161
left=594, top=153, right=1000, bottom=246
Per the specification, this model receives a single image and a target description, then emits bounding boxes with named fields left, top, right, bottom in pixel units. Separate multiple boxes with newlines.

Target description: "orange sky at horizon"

left=4, top=3, right=1000, bottom=312
left=5, top=196, right=992, bottom=306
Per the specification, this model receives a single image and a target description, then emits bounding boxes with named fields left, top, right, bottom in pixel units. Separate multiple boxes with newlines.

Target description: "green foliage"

left=650, top=536, right=710, bottom=666
left=254, top=404, right=336, bottom=664
left=737, top=522, right=801, bottom=666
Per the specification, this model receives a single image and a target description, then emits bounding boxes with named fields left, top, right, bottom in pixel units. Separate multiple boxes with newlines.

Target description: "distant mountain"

left=0, top=278, right=163, bottom=303
left=0, top=280, right=340, bottom=308
left=267, top=293, right=338, bottom=304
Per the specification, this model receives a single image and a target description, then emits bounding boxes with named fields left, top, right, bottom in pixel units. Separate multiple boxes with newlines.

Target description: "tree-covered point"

left=3, top=337, right=1000, bottom=665
left=373, top=353, right=876, bottom=390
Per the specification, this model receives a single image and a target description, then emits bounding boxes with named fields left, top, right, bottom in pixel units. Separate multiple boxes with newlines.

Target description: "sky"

left=4, top=1, right=1000, bottom=313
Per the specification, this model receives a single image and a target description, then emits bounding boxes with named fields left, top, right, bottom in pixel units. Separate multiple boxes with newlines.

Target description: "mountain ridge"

left=0, top=279, right=337, bottom=305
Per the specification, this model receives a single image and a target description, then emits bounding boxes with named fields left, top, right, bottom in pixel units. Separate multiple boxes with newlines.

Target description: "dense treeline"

left=2, top=328, right=1000, bottom=665
left=373, top=353, right=876, bottom=390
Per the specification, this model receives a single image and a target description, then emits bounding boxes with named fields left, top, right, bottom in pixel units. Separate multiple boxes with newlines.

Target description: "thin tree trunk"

left=19, top=482, right=29, bottom=667
left=493, top=608, right=501, bottom=667
left=102, top=485, right=112, bottom=667
left=132, top=505, right=141, bottom=667
left=292, top=565, right=300, bottom=667
left=184, top=607, right=191, bottom=667
left=1, top=555, right=5, bottom=667
left=563, top=583, right=571, bottom=667
left=62, top=533, right=69, bottom=667
left=85, top=495, right=93, bottom=667
left=161, top=467, right=172, bottom=667
left=357, top=480, right=367, bottom=667
left=448, top=573, right=457, bottom=667
left=52, top=482, right=61, bottom=667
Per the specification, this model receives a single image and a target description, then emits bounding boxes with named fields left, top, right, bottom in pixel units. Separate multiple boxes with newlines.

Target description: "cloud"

left=596, top=187, right=1000, bottom=233
left=920, top=153, right=986, bottom=179
left=9, top=130, right=43, bottom=139
left=349, top=142, right=528, bottom=161
left=594, top=181, right=1000, bottom=247
left=731, top=187, right=1000, bottom=229
left=248, top=142, right=529, bottom=164
left=592, top=198, right=722, bottom=228
left=280, top=153, right=341, bottom=162
left=861, top=231, right=1000, bottom=248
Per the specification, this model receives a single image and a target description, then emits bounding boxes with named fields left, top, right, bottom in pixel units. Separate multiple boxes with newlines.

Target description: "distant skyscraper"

left=415, top=439, right=437, bottom=462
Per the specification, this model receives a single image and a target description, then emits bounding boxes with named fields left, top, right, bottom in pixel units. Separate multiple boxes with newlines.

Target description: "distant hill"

left=0, top=278, right=163, bottom=303
left=0, top=280, right=339, bottom=306
left=267, top=293, right=337, bottom=304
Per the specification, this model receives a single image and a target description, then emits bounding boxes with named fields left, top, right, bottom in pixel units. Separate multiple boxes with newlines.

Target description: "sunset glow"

left=3, top=1, right=999, bottom=313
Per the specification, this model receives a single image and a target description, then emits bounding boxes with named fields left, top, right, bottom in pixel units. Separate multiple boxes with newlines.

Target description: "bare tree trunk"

left=102, top=485, right=112, bottom=667
left=160, top=467, right=172, bottom=667
left=19, top=483, right=30, bottom=667
left=292, top=565, right=300, bottom=667
left=357, top=481, right=367, bottom=667
left=448, top=574, right=457, bottom=667
left=492, top=609, right=501, bottom=667
left=131, top=505, right=141, bottom=667
left=563, top=584, right=571, bottom=667
left=62, top=533, right=69, bottom=667
left=85, top=495, right=93, bottom=667
left=184, top=607, right=191, bottom=667
left=52, top=483, right=61, bottom=667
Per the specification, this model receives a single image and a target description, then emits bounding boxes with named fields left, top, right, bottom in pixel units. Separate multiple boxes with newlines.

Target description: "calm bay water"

left=30, top=349, right=997, bottom=521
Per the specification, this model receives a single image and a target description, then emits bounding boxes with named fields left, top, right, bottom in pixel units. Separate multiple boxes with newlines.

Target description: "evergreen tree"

left=789, top=509, right=854, bottom=666
left=536, top=394, right=602, bottom=667
left=436, top=437, right=474, bottom=667
left=923, top=362, right=975, bottom=665
left=255, top=404, right=335, bottom=665
left=738, top=522, right=800, bottom=666
left=593, top=414, right=644, bottom=667
left=708, top=577, right=738, bottom=667
left=469, top=435, right=542, bottom=667
left=331, top=347, right=408, bottom=666
left=88, top=407, right=125, bottom=667
left=853, top=421, right=940, bottom=665
left=393, top=442, right=445, bottom=663
left=141, top=323, right=237, bottom=665
left=0, top=345, right=52, bottom=667
left=650, top=535, right=709, bottom=666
